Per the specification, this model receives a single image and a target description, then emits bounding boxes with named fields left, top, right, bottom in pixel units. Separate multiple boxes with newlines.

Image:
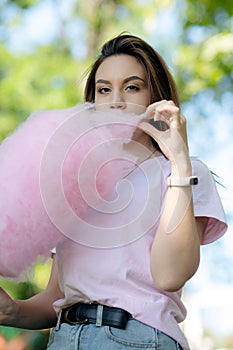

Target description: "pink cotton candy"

left=0, top=104, right=141, bottom=279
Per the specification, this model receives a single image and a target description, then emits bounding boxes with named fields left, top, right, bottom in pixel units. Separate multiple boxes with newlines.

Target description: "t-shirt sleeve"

left=191, top=158, right=227, bottom=244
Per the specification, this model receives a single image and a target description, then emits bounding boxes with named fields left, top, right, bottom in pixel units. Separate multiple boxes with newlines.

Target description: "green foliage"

left=175, top=32, right=233, bottom=101
left=8, top=0, right=38, bottom=7
left=184, top=0, right=233, bottom=29
left=0, top=44, right=87, bottom=141
left=71, top=0, right=163, bottom=57
left=0, top=1, right=232, bottom=348
left=0, top=327, right=49, bottom=349
left=176, top=0, right=233, bottom=103
left=0, top=0, right=167, bottom=141
left=0, top=261, right=51, bottom=347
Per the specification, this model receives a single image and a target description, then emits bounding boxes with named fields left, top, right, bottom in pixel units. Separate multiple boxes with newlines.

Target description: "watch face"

left=190, top=177, right=198, bottom=185
left=148, top=119, right=169, bottom=131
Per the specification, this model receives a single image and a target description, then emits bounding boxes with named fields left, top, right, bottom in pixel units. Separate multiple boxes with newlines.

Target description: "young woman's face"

left=95, top=55, right=150, bottom=114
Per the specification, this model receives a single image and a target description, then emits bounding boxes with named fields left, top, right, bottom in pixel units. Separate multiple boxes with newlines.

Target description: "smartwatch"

left=167, top=176, right=198, bottom=187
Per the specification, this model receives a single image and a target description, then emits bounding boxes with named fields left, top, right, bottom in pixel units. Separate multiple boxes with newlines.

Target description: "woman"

left=0, top=34, right=227, bottom=349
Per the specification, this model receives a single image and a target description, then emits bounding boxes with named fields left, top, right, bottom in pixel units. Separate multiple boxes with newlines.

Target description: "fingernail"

left=141, top=112, right=146, bottom=119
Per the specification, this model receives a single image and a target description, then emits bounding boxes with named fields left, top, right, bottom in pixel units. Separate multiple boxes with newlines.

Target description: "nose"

left=110, top=92, right=126, bottom=109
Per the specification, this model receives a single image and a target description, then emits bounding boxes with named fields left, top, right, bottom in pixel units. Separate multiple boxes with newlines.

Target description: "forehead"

left=95, top=54, right=146, bottom=80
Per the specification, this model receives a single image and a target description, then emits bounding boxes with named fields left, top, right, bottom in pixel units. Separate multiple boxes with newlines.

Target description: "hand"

left=0, top=287, right=16, bottom=325
left=139, top=100, right=190, bottom=167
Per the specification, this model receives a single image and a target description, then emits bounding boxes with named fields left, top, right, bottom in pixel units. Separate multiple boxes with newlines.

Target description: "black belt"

left=61, top=303, right=131, bottom=329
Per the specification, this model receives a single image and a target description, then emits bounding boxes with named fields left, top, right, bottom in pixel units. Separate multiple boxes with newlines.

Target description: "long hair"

left=84, top=34, right=180, bottom=153
left=84, top=34, right=180, bottom=107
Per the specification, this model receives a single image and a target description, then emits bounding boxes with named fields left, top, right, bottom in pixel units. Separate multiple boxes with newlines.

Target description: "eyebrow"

left=96, top=76, right=145, bottom=85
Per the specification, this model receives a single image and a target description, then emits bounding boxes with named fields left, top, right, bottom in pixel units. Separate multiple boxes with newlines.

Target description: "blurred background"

left=0, top=0, right=232, bottom=349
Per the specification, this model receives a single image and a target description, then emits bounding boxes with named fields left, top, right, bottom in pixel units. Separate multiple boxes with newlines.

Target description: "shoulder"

left=190, top=157, right=211, bottom=176
left=190, top=157, right=218, bottom=195
left=152, top=156, right=212, bottom=180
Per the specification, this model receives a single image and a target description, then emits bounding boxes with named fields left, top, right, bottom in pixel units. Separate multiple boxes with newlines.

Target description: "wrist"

left=167, top=176, right=198, bottom=187
left=170, top=157, right=192, bottom=177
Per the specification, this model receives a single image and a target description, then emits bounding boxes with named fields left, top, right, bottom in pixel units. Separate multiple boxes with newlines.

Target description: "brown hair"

left=84, top=34, right=180, bottom=107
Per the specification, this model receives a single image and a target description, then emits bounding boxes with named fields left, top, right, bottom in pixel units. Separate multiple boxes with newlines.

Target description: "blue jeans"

left=46, top=318, right=183, bottom=349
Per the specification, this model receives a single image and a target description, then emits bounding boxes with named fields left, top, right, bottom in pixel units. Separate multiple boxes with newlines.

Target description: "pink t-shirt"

left=53, top=156, right=227, bottom=349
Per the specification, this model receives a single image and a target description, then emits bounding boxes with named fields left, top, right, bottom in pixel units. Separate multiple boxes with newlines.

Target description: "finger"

left=138, top=111, right=170, bottom=131
left=138, top=121, right=170, bottom=156
left=155, top=104, right=179, bottom=118
left=138, top=120, right=169, bottom=140
left=141, top=100, right=167, bottom=120
left=147, top=100, right=168, bottom=113
left=156, top=107, right=183, bottom=130
left=142, top=100, right=180, bottom=123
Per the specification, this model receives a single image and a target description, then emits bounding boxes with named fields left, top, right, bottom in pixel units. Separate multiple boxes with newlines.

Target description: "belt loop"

left=55, top=309, right=62, bottom=331
left=95, top=304, right=104, bottom=327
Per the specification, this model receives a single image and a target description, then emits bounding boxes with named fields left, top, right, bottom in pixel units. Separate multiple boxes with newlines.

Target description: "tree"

left=175, top=0, right=233, bottom=103
left=0, top=1, right=232, bottom=348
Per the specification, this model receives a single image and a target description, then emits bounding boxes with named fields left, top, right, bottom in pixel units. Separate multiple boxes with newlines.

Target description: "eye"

left=97, top=87, right=111, bottom=94
left=125, top=85, right=140, bottom=92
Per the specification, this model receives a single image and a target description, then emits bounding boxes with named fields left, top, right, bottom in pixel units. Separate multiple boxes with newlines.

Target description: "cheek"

left=95, top=91, right=110, bottom=101
left=143, top=91, right=151, bottom=106
left=94, top=93, right=107, bottom=109
left=95, top=100, right=110, bottom=110
left=127, top=92, right=150, bottom=107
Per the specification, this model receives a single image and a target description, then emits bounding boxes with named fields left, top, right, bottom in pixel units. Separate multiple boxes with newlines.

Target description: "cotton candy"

left=0, top=104, right=141, bottom=279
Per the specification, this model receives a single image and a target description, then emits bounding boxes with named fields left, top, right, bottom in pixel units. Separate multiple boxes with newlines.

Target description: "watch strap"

left=167, top=176, right=198, bottom=187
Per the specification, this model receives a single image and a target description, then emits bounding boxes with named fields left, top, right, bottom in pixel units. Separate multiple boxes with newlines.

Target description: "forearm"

left=150, top=158, right=201, bottom=291
left=2, top=290, right=59, bottom=329
left=1, top=256, right=63, bottom=330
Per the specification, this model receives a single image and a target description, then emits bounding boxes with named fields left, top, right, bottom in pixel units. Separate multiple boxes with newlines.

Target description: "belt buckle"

left=64, top=308, right=89, bottom=325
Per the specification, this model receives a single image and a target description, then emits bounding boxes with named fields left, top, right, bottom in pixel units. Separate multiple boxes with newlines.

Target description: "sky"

left=2, top=0, right=233, bottom=345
